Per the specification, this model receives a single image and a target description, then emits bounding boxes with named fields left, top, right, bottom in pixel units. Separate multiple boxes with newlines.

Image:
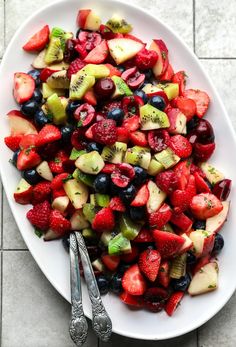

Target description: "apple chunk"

left=189, top=229, right=215, bottom=258
left=70, top=210, right=90, bottom=230
left=167, top=108, right=187, bottom=134
left=36, top=161, right=53, bottom=181
left=7, top=110, right=38, bottom=135
left=108, top=38, right=144, bottom=65
left=149, top=39, right=169, bottom=77
left=63, top=179, right=88, bottom=209
left=14, top=178, right=33, bottom=204
left=206, top=201, right=230, bottom=233
left=147, top=180, right=166, bottom=213
left=77, top=9, right=101, bottom=31
left=188, top=262, right=219, bottom=296
left=179, top=233, right=193, bottom=254
left=52, top=196, right=70, bottom=213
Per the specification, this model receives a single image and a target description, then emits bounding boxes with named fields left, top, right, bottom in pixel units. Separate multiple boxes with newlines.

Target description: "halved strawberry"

left=165, top=291, right=184, bottom=316
left=122, top=115, right=140, bottom=132
left=105, top=63, right=122, bottom=77
left=152, top=230, right=185, bottom=258
left=155, top=170, right=177, bottom=194
left=36, top=125, right=62, bottom=147
left=101, top=254, right=120, bottom=271
left=13, top=72, right=35, bottom=104
left=23, top=25, right=49, bottom=52
left=183, top=89, right=210, bottom=118
left=138, top=249, right=161, bottom=282
left=84, top=40, right=109, bottom=64
left=169, top=135, right=192, bottom=158
left=122, top=264, right=147, bottom=296
left=116, top=127, right=130, bottom=143
left=174, top=160, right=191, bottom=190
left=129, top=131, right=148, bottom=146
left=92, top=207, right=115, bottom=232
left=172, top=71, right=186, bottom=95
left=194, top=172, right=211, bottom=193
left=120, top=292, right=144, bottom=308
left=174, top=96, right=196, bottom=121
left=131, top=184, right=149, bottom=207
left=148, top=203, right=172, bottom=228
left=121, top=245, right=139, bottom=263
left=133, top=228, right=154, bottom=243
left=170, top=212, right=193, bottom=232
left=157, top=261, right=170, bottom=288
left=19, top=134, right=38, bottom=149
left=159, top=63, right=174, bottom=81
left=17, top=148, right=41, bottom=170
left=170, top=175, right=196, bottom=213
left=109, top=196, right=126, bottom=212
left=190, top=193, right=223, bottom=220
left=4, top=135, right=23, bottom=151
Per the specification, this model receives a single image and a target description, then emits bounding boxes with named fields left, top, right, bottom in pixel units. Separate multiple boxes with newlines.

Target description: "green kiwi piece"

left=83, top=203, right=98, bottom=223
left=47, top=70, right=70, bottom=89
left=42, top=83, right=65, bottom=99
left=46, top=93, right=67, bottom=125
left=70, top=149, right=87, bottom=161
left=124, top=146, right=151, bottom=169
left=81, top=64, right=110, bottom=79
left=154, top=148, right=180, bottom=169
left=108, top=233, right=131, bottom=255
left=44, top=37, right=63, bottom=64
left=69, top=72, right=95, bottom=100
left=73, top=168, right=95, bottom=187
left=106, top=15, right=132, bottom=34
left=111, top=76, right=133, bottom=98
left=101, top=142, right=127, bottom=164
left=147, top=157, right=164, bottom=176
left=170, top=253, right=187, bottom=279
left=140, top=104, right=170, bottom=130
left=119, top=214, right=141, bottom=240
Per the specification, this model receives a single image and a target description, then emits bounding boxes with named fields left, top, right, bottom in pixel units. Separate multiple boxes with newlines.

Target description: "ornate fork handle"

left=75, top=232, right=112, bottom=342
left=69, top=233, right=88, bottom=346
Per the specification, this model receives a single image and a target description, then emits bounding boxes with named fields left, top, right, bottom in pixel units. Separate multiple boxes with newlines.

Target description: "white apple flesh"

left=146, top=180, right=166, bottom=213
left=63, top=179, right=88, bottom=209
left=70, top=210, right=90, bottom=230
left=206, top=201, right=230, bottom=233
left=188, top=262, right=219, bottom=296
left=189, top=230, right=215, bottom=258
left=52, top=196, right=70, bottom=213
left=108, top=38, right=144, bottom=65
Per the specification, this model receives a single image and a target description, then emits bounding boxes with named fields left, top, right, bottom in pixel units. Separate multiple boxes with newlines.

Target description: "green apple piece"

left=108, top=38, right=144, bottom=65
left=140, top=104, right=170, bottom=130
left=200, top=162, right=225, bottom=185
left=70, top=210, right=90, bottom=230
left=75, top=151, right=104, bottom=175
left=63, top=179, right=88, bottom=209
left=47, top=93, right=67, bottom=125
left=188, top=262, right=219, bottom=296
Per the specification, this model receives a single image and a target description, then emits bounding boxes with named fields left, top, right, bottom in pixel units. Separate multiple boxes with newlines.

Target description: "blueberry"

left=129, top=206, right=146, bottom=221
left=22, top=169, right=41, bottom=185
left=119, top=184, right=136, bottom=204
left=96, top=275, right=110, bottom=295
left=11, top=149, right=20, bottom=167
left=27, top=69, right=41, bottom=87
left=171, top=273, right=191, bottom=292
left=149, top=95, right=166, bottom=111
left=107, top=108, right=124, bottom=125
left=110, top=273, right=122, bottom=294
left=66, top=101, right=81, bottom=117
left=21, top=100, right=39, bottom=117
left=34, top=109, right=51, bottom=127
left=61, top=125, right=74, bottom=143
left=192, top=220, right=206, bottom=230
left=143, top=69, right=154, bottom=82
left=86, top=142, right=103, bottom=153
left=62, top=235, right=70, bottom=252
left=212, top=233, right=224, bottom=255
left=93, top=174, right=111, bottom=194
left=133, top=166, right=148, bottom=186
left=187, top=116, right=199, bottom=132
left=110, top=181, right=120, bottom=196
left=186, top=251, right=197, bottom=265
left=134, top=90, right=148, bottom=103
left=32, top=88, right=43, bottom=103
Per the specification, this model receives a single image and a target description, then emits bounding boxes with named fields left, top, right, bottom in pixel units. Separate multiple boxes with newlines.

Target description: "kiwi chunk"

left=90, top=193, right=110, bottom=207
left=101, top=142, right=127, bottom=164
left=47, top=70, right=70, bottom=89
left=70, top=149, right=86, bottom=161
left=108, top=233, right=131, bottom=255
left=44, top=37, right=63, bottom=64
left=73, top=168, right=95, bottom=187
left=119, top=215, right=142, bottom=240
left=69, top=72, right=95, bottom=100
left=111, top=76, right=133, bottom=98
left=140, top=104, right=170, bottom=130
left=157, top=83, right=179, bottom=100
left=83, top=203, right=98, bottom=223
left=147, top=157, right=164, bottom=176
left=82, top=228, right=97, bottom=241
left=46, top=93, right=67, bottom=125
left=124, top=146, right=151, bottom=170
left=92, top=259, right=106, bottom=272
left=75, top=151, right=104, bottom=175
left=81, top=64, right=110, bottom=79
left=106, top=15, right=132, bottom=34
left=154, top=148, right=180, bottom=169
left=42, top=83, right=65, bottom=99
left=101, top=231, right=113, bottom=246
left=50, top=27, right=73, bottom=51
left=170, top=253, right=187, bottom=279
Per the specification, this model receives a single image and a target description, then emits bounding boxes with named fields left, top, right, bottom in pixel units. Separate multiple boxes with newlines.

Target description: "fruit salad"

left=4, top=8, right=232, bottom=316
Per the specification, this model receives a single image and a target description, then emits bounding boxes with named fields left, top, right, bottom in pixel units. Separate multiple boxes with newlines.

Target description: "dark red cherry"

left=74, top=103, right=95, bottom=126
left=194, top=142, right=216, bottom=162
left=78, top=31, right=102, bottom=51
left=188, top=119, right=215, bottom=145
left=121, top=67, right=145, bottom=90
left=111, top=163, right=135, bottom=188
left=94, top=78, right=115, bottom=99
left=71, top=128, right=87, bottom=150
left=148, top=129, right=170, bottom=152
left=212, top=179, right=232, bottom=201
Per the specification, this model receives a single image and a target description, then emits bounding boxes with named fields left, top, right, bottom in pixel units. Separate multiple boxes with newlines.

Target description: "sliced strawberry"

left=23, top=25, right=49, bottom=51
left=4, top=135, right=23, bottom=151
left=116, top=127, right=130, bottom=143
left=104, top=63, right=122, bottom=77
left=122, top=115, right=140, bottom=132
left=138, top=249, right=161, bottom=282
left=129, top=131, right=148, bottom=147
left=152, top=230, right=185, bottom=258
left=17, top=148, right=41, bottom=170
left=170, top=175, right=196, bottom=213
left=101, top=254, right=120, bottom=271
left=48, top=210, right=71, bottom=239
left=148, top=203, right=172, bottom=228
left=121, top=245, right=139, bottom=263
left=133, top=228, right=153, bottom=243
left=92, top=207, right=115, bottom=232
left=183, top=89, right=210, bottom=118
left=194, top=142, right=216, bottom=162
left=155, top=170, right=177, bottom=194
left=19, top=134, right=38, bottom=149
left=172, top=71, right=186, bottom=95
left=84, top=40, right=109, bottom=64
left=170, top=212, right=193, bottom=232
left=190, top=193, right=223, bottom=219
left=194, top=172, right=211, bottom=193
left=49, top=150, right=69, bottom=174
left=51, top=173, right=70, bottom=190
left=165, top=291, right=184, bottom=316
left=101, top=163, right=116, bottom=174
left=174, top=96, right=196, bottom=121
left=109, top=196, right=126, bottom=212
left=122, top=264, right=147, bottom=296
left=131, top=184, right=149, bottom=207
left=120, top=292, right=144, bottom=308
left=157, top=261, right=170, bottom=288
left=169, top=135, right=192, bottom=158
left=83, top=89, right=97, bottom=106
left=159, top=63, right=174, bottom=81
left=40, top=67, right=60, bottom=82
left=36, top=125, right=62, bottom=147
left=13, top=72, right=35, bottom=104
left=174, top=160, right=191, bottom=190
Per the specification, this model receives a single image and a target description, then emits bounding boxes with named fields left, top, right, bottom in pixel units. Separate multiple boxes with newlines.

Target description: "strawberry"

left=19, top=134, right=38, bottom=149
left=23, top=25, right=49, bottom=51
left=155, top=170, right=177, bottom=194
left=92, top=119, right=117, bottom=145
left=39, top=67, right=60, bottom=82
left=26, top=200, right=51, bottom=231
left=194, top=142, right=216, bottom=162
left=67, top=58, right=86, bottom=79
left=170, top=175, right=196, bottom=213
left=32, top=181, right=51, bottom=205
left=101, top=163, right=116, bottom=174
left=121, top=245, right=139, bottom=263
left=84, top=40, right=109, bottom=64
left=169, top=135, right=192, bottom=158
left=129, top=131, right=148, bottom=146
left=120, top=292, right=144, bottom=308
left=194, top=172, right=211, bottom=193
left=52, top=187, right=66, bottom=200
left=174, top=96, right=196, bottom=121
left=170, top=212, right=193, bottom=232
left=135, top=48, right=158, bottom=70
left=105, top=63, right=122, bottom=77
left=131, top=184, right=149, bottom=207
left=116, top=127, right=130, bottom=143
left=92, top=207, right=115, bottom=232
left=124, top=34, right=144, bottom=44
left=183, top=89, right=210, bottom=118
left=152, top=230, right=185, bottom=258
left=109, top=196, right=126, bottom=212
left=133, top=228, right=154, bottom=243
left=51, top=173, right=70, bottom=190
left=122, top=115, right=140, bottom=132
left=174, top=160, right=191, bottom=190
left=190, top=163, right=206, bottom=178
left=122, top=264, right=147, bottom=296
left=17, top=148, right=41, bottom=170
left=49, top=210, right=71, bottom=234
left=101, top=254, right=120, bottom=271
left=157, top=261, right=170, bottom=288
left=4, top=135, right=23, bottom=151
left=83, top=89, right=97, bottom=106
left=190, top=193, right=223, bottom=219
left=172, top=71, right=186, bottom=95
left=138, top=249, right=161, bottom=282
left=148, top=203, right=172, bottom=228
left=165, top=291, right=184, bottom=316
left=49, top=150, right=69, bottom=174
left=13, top=72, right=35, bottom=104
left=74, top=43, right=88, bottom=59
left=159, top=63, right=174, bottom=81
left=36, top=125, right=62, bottom=147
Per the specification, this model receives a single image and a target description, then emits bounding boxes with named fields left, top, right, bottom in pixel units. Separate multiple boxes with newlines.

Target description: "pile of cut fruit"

left=4, top=8, right=231, bottom=316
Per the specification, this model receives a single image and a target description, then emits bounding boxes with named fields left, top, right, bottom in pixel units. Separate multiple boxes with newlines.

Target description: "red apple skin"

left=150, top=39, right=169, bottom=77
left=166, top=108, right=185, bottom=134
left=192, top=254, right=211, bottom=275
left=201, top=233, right=215, bottom=257
left=153, top=39, right=169, bottom=73
left=14, top=187, right=33, bottom=204
left=77, top=9, right=91, bottom=28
